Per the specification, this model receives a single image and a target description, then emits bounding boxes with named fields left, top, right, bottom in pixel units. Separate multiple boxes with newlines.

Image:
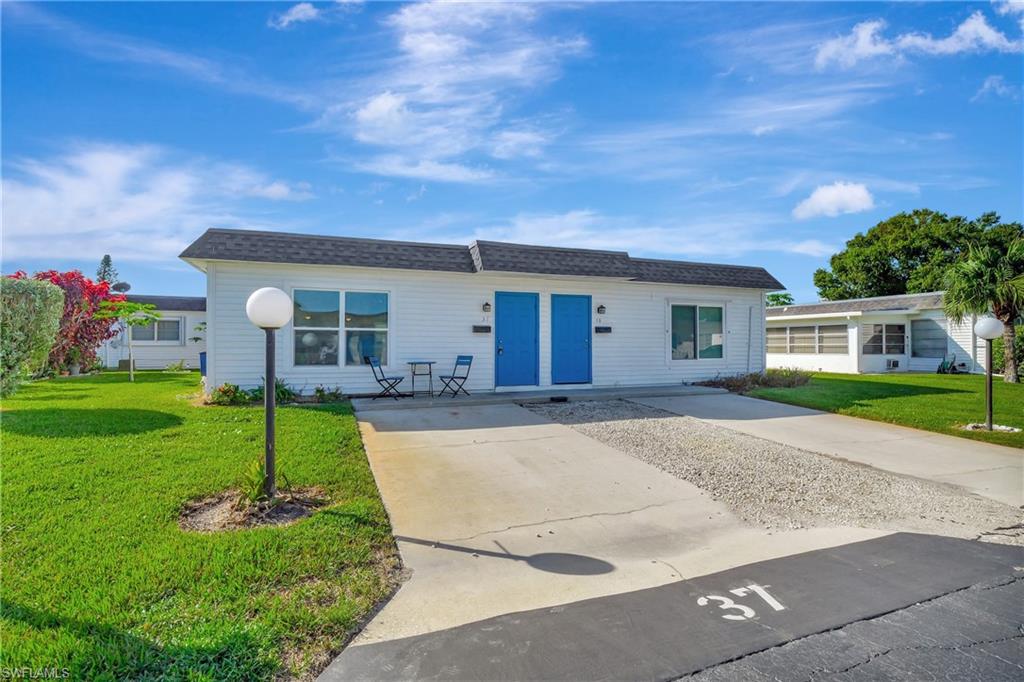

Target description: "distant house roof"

left=181, top=228, right=784, bottom=290
left=767, top=292, right=944, bottom=318
left=127, top=294, right=206, bottom=312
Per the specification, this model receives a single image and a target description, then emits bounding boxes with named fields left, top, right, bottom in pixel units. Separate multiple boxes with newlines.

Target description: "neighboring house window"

left=293, top=290, right=340, bottom=366
left=817, top=324, right=847, bottom=354
left=671, top=304, right=724, bottom=360
left=130, top=319, right=181, bottom=343
left=344, top=292, right=389, bottom=365
left=911, top=319, right=946, bottom=358
left=767, top=324, right=847, bottom=354
left=788, top=326, right=816, bottom=353
left=766, top=327, right=787, bottom=353
left=863, top=324, right=906, bottom=355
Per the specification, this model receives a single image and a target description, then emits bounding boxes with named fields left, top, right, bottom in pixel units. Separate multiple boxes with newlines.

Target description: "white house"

left=100, top=295, right=206, bottom=370
left=766, top=292, right=986, bottom=374
left=180, top=228, right=784, bottom=396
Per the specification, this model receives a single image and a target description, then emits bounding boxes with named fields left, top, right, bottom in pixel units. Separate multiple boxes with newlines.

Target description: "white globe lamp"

left=973, top=317, right=1003, bottom=431
left=246, top=287, right=293, bottom=329
left=245, top=286, right=293, bottom=498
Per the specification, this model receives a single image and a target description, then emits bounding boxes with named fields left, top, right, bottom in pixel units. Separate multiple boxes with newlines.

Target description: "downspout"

left=747, top=302, right=754, bottom=373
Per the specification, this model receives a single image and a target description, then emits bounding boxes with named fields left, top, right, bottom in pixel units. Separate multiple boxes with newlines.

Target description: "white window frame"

left=766, top=324, right=849, bottom=355
left=666, top=300, right=727, bottom=363
left=288, top=287, right=392, bottom=369
left=343, top=290, right=390, bottom=367
left=863, top=323, right=906, bottom=355
left=130, top=316, right=184, bottom=345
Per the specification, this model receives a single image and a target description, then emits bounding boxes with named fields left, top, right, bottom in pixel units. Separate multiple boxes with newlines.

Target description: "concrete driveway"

left=633, top=393, right=1024, bottom=507
left=339, top=403, right=879, bottom=645
left=321, top=400, right=1024, bottom=681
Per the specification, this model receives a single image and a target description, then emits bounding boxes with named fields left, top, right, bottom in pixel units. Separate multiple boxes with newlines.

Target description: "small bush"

left=247, top=378, right=296, bottom=403
left=0, top=277, right=64, bottom=396
left=314, top=385, right=344, bottom=403
left=207, top=383, right=251, bottom=406
left=164, top=360, right=188, bottom=372
left=699, top=367, right=811, bottom=393
left=239, top=457, right=270, bottom=505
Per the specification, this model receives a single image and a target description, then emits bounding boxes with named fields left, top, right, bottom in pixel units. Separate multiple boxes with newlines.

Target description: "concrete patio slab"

left=632, top=393, right=1024, bottom=507
left=348, top=403, right=883, bottom=646
left=350, top=383, right=725, bottom=411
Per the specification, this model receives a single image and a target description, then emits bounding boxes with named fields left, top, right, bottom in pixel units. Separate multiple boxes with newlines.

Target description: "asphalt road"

left=320, top=533, right=1024, bottom=681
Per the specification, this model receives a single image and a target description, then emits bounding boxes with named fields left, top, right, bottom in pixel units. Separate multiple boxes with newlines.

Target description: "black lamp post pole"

left=264, top=327, right=277, bottom=498
left=985, top=338, right=993, bottom=432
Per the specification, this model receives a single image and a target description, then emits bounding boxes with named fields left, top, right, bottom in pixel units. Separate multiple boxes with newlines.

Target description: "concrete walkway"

left=633, top=393, right=1024, bottom=507
left=336, top=403, right=881, bottom=650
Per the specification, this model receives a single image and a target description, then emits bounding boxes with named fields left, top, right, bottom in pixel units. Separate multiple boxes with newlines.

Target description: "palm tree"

left=944, top=238, right=1024, bottom=383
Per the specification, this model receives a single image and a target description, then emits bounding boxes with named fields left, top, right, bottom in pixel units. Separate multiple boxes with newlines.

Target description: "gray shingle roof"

left=767, top=292, right=944, bottom=318
left=181, top=228, right=783, bottom=290
left=127, top=294, right=206, bottom=311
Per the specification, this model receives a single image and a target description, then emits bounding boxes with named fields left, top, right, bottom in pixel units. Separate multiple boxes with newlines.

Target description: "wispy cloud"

left=816, top=11, right=1022, bottom=70
left=972, top=74, right=1021, bottom=101
left=2, top=143, right=310, bottom=262
left=317, top=1, right=587, bottom=182
left=419, top=209, right=836, bottom=259
left=5, top=2, right=318, bottom=109
left=793, top=182, right=875, bottom=219
left=268, top=3, right=321, bottom=30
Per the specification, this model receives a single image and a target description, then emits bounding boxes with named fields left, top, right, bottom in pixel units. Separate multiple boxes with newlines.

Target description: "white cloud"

left=971, top=74, right=1021, bottom=101
left=816, top=12, right=1022, bottom=70
left=322, top=1, right=586, bottom=181
left=268, top=3, right=321, bottom=30
left=2, top=143, right=310, bottom=262
left=355, top=155, right=494, bottom=183
left=994, top=0, right=1024, bottom=31
left=406, top=184, right=427, bottom=202
left=792, top=182, right=875, bottom=219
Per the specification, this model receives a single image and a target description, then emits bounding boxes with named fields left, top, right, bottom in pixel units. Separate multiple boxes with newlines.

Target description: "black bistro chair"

left=438, top=355, right=473, bottom=398
left=365, top=355, right=404, bottom=400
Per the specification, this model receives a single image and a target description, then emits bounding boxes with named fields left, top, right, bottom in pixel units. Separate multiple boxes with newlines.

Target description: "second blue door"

left=495, top=292, right=539, bottom=386
left=552, top=294, right=592, bottom=384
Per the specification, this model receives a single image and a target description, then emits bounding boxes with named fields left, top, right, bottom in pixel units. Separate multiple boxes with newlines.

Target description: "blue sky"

left=3, top=1, right=1022, bottom=302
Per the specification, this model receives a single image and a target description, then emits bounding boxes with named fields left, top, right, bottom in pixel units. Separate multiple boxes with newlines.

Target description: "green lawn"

left=0, top=372, right=398, bottom=680
left=749, top=372, right=1024, bottom=448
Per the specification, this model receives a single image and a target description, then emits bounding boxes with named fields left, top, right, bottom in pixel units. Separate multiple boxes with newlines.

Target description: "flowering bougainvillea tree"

left=9, top=270, right=125, bottom=371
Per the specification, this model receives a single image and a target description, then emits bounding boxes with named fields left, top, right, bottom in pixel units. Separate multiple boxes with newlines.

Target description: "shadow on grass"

left=2, top=409, right=183, bottom=437
left=0, top=598, right=276, bottom=679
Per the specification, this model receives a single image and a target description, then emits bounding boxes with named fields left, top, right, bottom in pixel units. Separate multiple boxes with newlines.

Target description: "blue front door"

left=495, top=292, right=539, bottom=386
left=551, top=294, right=592, bottom=384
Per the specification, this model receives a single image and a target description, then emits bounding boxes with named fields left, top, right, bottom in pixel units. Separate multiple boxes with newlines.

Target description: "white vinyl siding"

left=101, top=310, right=205, bottom=369
left=203, top=261, right=767, bottom=395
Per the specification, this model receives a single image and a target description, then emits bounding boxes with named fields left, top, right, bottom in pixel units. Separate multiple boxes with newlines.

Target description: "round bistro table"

left=406, top=360, right=436, bottom=397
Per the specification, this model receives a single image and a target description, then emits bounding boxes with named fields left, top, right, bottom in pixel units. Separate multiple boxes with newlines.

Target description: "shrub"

left=698, top=367, right=811, bottom=393
left=992, top=325, right=1024, bottom=375
left=207, top=383, right=251, bottom=406
left=247, top=378, right=296, bottom=403
left=10, top=270, right=123, bottom=372
left=239, top=457, right=270, bottom=505
left=164, top=360, right=188, bottom=372
left=0, top=277, right=64, bottom=396
left=314, top=385, right=344, bottom=403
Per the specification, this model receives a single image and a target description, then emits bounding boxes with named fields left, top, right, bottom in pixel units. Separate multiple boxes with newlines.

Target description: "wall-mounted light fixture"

left=482, top=302, right=492, bottom=313
left=596, top=304, right=606, bottom=315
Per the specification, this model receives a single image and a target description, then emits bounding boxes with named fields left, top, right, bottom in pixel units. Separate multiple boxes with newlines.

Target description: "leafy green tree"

left=943, top=238, right=1024, bottom=383
left=766, top=292, right=794, bottom=307
left=96, top=255, right=118, bottom=284
left=95, top=300, right=160, bottom=382
left=813, top=210, right=1020, bottom=300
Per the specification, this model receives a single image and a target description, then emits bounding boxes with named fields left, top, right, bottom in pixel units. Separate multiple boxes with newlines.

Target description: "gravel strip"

left=526, top=399, right=1023, bottom=545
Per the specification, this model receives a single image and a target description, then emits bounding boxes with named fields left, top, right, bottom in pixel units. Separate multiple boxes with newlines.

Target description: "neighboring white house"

left=180, top=228, right=784, bottom=396
left=766, top=292, right=986, bottom=374
left=100, top=295, right=206, bottom=370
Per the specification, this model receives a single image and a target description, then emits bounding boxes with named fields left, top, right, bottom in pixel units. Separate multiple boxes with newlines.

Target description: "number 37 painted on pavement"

left=697, top=584, right=786, bottom=621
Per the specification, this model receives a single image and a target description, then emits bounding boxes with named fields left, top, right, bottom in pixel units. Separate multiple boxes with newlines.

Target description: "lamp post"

left=245, top=287, right=293, bottom=498
left=973, top=317, right=1003, bottom=431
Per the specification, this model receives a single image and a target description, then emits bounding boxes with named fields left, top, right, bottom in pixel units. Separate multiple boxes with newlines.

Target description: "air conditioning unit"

left=886, top=359, right=900, bottom=370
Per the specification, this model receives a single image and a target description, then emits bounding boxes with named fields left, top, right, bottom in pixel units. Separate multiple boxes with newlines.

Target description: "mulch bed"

left=179, top=487, right=327, bottom=532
